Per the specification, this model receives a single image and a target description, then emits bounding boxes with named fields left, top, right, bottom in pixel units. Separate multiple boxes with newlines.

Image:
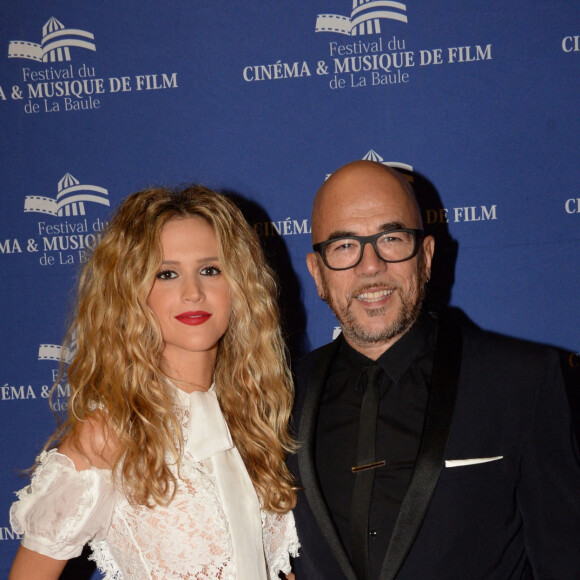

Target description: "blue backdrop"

left=1, top=2, right=579, bottom=576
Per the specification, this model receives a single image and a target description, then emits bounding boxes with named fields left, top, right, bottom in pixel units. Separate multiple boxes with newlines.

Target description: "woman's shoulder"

left=10, top=444, right=118, bottom=562
left=59, top=410, right=122, bottom=471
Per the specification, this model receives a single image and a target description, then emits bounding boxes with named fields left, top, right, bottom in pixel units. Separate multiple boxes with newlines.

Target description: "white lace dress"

left=10, top=388, right=299, bottom=579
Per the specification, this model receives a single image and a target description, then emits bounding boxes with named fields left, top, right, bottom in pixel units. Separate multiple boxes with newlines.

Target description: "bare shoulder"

left=58, top=411, right=121, bottom=470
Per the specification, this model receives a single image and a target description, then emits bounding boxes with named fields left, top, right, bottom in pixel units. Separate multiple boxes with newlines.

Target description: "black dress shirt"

left=315, top=311, right=437, bottom=578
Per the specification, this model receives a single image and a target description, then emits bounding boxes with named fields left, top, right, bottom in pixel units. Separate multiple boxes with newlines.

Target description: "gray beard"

left=322, top=255, right=428, bottom=348
left=340, top=284, right=423, bottom=347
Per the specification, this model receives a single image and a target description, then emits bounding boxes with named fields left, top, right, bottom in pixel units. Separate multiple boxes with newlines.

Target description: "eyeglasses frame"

left=312, top=228, right=425, bottom=271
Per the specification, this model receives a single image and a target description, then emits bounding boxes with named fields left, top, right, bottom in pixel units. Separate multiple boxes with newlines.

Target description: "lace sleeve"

left=10, top=449, right=117, bottom=560
left=261, top=509, right=300, bottom=579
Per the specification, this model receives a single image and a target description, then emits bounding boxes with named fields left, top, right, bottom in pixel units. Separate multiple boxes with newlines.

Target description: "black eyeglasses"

left=313, top=229, right=424, bottom=271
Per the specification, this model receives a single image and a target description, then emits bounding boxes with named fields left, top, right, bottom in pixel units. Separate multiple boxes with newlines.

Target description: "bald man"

left=289, top=161, right=580, bottom=579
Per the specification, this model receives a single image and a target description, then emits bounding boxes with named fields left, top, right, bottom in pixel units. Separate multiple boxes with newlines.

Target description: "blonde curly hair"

left=50, top=185, right=296, bottom=512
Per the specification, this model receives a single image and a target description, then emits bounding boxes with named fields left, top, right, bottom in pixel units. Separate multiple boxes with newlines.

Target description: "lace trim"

left=262, top=510, right=300, bottom=578
left=89, top=539, right=123, bottom=580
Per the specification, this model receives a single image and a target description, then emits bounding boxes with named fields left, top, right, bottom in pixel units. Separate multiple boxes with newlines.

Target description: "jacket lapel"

left=380, top=316, right=463, bottom=580
left=297, top=338, right=357, bottom=580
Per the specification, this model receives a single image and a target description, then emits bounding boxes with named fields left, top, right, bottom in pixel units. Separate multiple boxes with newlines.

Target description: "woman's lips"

left=175, top=311, right=212, bottom=325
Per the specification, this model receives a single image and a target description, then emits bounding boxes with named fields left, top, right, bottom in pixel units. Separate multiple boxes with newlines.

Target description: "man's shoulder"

left=294, top=339, right=340, bottom=385
left=292, top=338, right=344, bottom=412
left=443, top=310, right=559, bottom=369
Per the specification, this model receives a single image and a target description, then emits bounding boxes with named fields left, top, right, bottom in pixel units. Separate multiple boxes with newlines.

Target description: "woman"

left=9, top=186, right=299, bottom=579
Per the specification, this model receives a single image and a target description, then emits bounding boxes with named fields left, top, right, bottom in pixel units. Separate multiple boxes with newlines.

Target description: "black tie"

left=351, top=364, right=385, bottom=579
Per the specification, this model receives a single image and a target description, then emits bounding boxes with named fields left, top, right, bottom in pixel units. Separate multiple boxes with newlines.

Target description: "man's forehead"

left=314, top=183, right=416, bottom=227
left=324, top=221, right=407, bottom=241
left=316, top=163, right=410, bottom=203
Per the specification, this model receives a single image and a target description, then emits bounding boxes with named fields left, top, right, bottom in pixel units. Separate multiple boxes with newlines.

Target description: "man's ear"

left=306, top=252, right=326, bottom=300
left=422, top=235, right=435, bottom=279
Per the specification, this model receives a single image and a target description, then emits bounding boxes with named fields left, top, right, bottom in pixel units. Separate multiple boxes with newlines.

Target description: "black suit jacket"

left=289, top=314, right=580, bottom=579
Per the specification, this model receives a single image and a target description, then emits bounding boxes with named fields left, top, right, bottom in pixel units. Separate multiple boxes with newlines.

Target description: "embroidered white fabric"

left=10, top=390, right=299, bottom=579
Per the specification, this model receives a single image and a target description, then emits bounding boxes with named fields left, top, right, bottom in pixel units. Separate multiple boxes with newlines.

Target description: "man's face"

left=307, top=166, right=434, bottom=358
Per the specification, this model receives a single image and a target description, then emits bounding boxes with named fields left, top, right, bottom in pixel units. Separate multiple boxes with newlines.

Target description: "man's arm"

left=518, top=348, right=580, bottom=577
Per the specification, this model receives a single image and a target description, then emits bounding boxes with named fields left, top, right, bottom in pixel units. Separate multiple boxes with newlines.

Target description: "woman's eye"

left=201, top=265, right=221, bottom=276
left=156, top=269, right=178, bottom=280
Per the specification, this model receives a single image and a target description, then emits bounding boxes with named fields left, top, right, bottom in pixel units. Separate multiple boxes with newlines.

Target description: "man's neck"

left=343, top=331, right=407, bottom=361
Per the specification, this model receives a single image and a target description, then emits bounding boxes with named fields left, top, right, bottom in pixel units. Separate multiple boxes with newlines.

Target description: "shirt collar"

left=338, top=310, right=437, bottom=385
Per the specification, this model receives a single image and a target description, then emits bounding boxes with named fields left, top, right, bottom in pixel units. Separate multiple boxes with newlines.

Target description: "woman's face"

left=147, top=216, right=231, bottom=370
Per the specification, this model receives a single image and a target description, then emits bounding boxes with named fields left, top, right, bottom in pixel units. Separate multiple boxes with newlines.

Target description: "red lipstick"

left=175, top=311, right=212, bottom=325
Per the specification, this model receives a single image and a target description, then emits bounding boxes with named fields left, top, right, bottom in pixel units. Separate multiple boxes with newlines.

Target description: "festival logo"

left=1, top=172, right=111, bottom=262
left=315, top=1, right=408, bottom=36
left=24, top=173, right=110, bottom=217
left=10, top=173, right=111, bottom=267
left=2, top=15, right=179, bottom=114
left=242, top=3, right=493, bottom=91
left=8, top=17, right=96, bottom=63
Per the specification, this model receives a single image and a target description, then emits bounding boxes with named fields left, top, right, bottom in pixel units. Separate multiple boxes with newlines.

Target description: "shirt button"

left=369, top=530, right=377, bottom=537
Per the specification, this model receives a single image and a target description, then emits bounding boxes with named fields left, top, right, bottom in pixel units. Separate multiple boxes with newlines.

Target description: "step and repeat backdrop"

left=1, top=1, right=578, bottom=576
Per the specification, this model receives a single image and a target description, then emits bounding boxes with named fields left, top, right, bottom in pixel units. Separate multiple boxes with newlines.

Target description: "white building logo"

left=316, top=1, right=408, bottom=36
left=24, top=173, right=110, bottom=217
left=8, top=17, right=96, bottom=63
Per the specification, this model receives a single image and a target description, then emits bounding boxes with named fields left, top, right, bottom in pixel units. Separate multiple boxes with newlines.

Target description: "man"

left=290, top=160, right=580, bottom=579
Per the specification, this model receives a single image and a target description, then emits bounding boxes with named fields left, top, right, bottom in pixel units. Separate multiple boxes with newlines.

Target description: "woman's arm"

left=9, top=545, right=67, bottom=580
left=9, top=413, right=119, bottom=580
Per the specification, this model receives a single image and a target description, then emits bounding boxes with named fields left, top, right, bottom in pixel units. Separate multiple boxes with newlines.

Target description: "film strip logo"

left=38, top=343, right=74, bottom=364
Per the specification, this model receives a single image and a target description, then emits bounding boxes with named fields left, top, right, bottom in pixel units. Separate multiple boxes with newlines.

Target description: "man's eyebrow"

left=325, top=230, right=357, bottom=240
left=378, top=222, right=406, bottom=231
left=325, top=222, right=406, bottom=240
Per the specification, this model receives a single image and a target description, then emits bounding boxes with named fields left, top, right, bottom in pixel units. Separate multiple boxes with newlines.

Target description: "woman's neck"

left=162, top=348, right=217, bottom=393
left=168, top=376, right=211, bottom=393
